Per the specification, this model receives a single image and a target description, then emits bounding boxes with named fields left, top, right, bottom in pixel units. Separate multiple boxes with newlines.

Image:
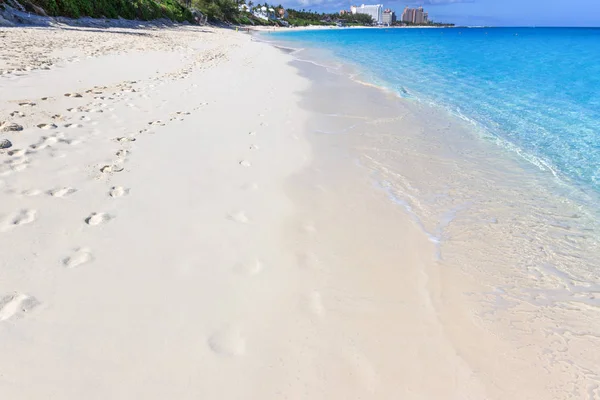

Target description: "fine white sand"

left=1, top=24, right=596, bottom=400
left=0, top=25, right=314, bottom=398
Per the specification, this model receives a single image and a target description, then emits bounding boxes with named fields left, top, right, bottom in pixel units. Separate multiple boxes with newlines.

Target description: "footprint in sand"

left=64, top=123, right=82, bottom=129
left=248, top=131, right=256, bottom=136
left=7, top=149, right=27, bottom=157
left=9, top=111, right=25, bottom=118
left=58, top=137, right=81, bottom=146
left=228, top=212, right=249, bottom=223
left=37, top=123, right=57, bottom=130
left=208, top=327, right=246, bottom=356
left=18, top=101, right=36, bottom=107
left=48, top=187, right=77, bottom=198
left=100, top=165, right=124, bottom=174
left=233, top=259, right=263, bottom=276
left=148, top=120, right=164, bottom=126
left=0, top=292, right=40, bottom=321
left=2, top=209, right=37, bottom=230
left=115, top=137, right=136, bottom=143
left=109, top=186, right=129, bottom=198
left=30, top=136, right=59, bottom=150
left=115, top=149, right=129, bottom=158
left=62, top=247, right=93, bottom=268
left=239, top=160, right=252, bottom=167
left=64, top=93, right=83, bottom=98
left=85, top=212, right=113, bottom=226
left=249, top=144, right=259, bottom=150
left=1, top=122, right=23, bottom=132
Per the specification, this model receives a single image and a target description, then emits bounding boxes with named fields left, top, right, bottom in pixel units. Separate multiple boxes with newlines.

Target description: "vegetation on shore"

left=192, top=2, right=375, bottom=26
left=286, top=8, right=373, bottom=26
left=2, top=0, right=453, bottom=27
left=7, top=0, right=193, bottom=21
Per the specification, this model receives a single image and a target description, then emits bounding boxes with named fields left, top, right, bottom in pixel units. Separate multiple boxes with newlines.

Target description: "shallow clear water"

left=270, top=27, right=600, bottom=197
left=266, top=30, right=600, bottom=388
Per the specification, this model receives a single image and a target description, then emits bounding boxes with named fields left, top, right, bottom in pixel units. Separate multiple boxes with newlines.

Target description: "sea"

left=263, top=25, right=600, bottom=332
left=259, top=26, right=600, bottom=394
left=270, top=27, right=600, bottom=196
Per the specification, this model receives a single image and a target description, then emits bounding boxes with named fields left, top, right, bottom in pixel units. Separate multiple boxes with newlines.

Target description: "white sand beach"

left=1, top=24, right=598, bottom=400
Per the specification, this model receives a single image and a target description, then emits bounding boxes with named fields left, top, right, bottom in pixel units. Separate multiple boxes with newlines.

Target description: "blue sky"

left=285, top=0, right=600, bottom=26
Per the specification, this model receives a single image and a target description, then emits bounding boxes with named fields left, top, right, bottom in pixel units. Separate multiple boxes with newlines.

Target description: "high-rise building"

left=382, top=9, right=396, bottom=25
left=354, top=4, right=383, bottom=24
left=414, top=6, right=424, bottom=24
left=401, top=6, right=428, bottom=24
left=401, top=6, right=413, bottom=23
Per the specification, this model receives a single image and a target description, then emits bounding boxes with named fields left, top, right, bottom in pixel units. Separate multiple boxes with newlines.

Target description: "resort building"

left=414, top=7, right=425, bottom=23
left=351, top=4, right=383, bottom=24
left=401, top=6, right=428, bottom=24
left=382, top=9, right=396, bottom=25
left=252, top=6, right=277, bottom=21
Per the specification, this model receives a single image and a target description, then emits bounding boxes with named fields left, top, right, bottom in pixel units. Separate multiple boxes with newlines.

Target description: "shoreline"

left=264, top=31, right=600, bottom=397
left=265, top=29, right=600, bottom=213
left=249, top=25, right=457, bottom=34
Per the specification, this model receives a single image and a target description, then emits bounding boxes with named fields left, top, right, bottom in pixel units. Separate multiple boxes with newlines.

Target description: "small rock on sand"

left=0, top=139, right=13, bottom=149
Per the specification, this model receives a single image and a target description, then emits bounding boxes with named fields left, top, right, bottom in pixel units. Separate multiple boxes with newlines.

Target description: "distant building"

left=401, top=6, right=428, bottom=24
left=382, top=9, right=395, bottom=25
left=253, top=6, right=276, bottom=20
left=415, top=6, right=425, bottom=23
left=353, top=4, right=383, bottom=24
left=401, top=7, right=411, bottom=23
left=340, top=9, right=347, bottom=15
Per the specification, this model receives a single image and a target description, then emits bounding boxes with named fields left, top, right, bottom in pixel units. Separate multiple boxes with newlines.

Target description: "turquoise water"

left=270, top=28, right=600, bottom=196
